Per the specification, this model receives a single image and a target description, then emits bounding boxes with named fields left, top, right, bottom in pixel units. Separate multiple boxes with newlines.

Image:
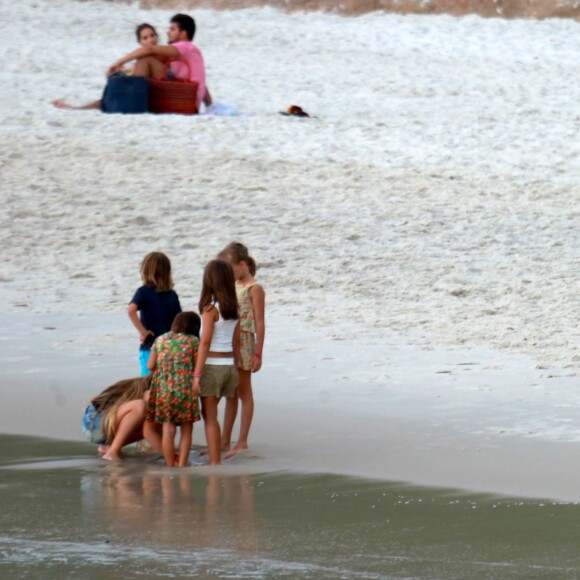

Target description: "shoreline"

left=4, top=433, right=580, bottom=577
left=1, top=310, right=579, bottom=502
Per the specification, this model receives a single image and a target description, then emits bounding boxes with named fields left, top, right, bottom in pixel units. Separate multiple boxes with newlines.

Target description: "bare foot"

left=102, top=452, right=121, bottom=461
left=52, top=99, right=75, bottom=110
left=224, top=446, right=249, bottom=460
left=199, top=444, right=230, bottom=457
left=97, top=445, right=109, bottom=456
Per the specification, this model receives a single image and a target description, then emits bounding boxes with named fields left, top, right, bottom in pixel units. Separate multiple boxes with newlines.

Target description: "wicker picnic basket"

left=148, top=77, right=199, bottom=115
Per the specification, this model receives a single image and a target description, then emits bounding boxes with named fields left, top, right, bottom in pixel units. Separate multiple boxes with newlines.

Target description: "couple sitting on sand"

left=54, top=13, right=212, bottom=112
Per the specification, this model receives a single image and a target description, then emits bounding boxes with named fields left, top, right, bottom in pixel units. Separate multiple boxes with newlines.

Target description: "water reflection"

left=4, top=435, right=580, bottom=578
left=82, top=465, right=260, bottom=554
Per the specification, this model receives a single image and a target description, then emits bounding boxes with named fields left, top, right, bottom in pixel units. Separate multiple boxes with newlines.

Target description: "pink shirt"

left=169, top=41, right=206, bottom=107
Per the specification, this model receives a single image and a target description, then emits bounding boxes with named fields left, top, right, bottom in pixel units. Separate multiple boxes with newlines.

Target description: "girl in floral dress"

left=218, top=242, right=266, bottom=458
left=146, top=311, right=201, bottom=467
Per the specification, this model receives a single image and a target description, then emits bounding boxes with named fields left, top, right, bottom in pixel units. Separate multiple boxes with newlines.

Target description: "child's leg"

left=201, top=396, right=222, bottom=465
left=178, top=423, right=193, bottom=467
left=225, top=370, right=253, bottom=458
left=221, top=389, right=238, bottom=451
left=143, top=421, right=163, bottom=454
left=102, top=399, right=146, bottom=461
left=162, top=423, right=177, bottom=467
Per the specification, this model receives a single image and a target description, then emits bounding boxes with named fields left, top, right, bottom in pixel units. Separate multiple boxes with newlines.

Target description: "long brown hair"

left=140, top=252, right=173, bottom=292
left=198, top=260, right=239, bottom=320
left=218, top=241, right=257, bottom=276
left=91, top=376, right=151, bottom=443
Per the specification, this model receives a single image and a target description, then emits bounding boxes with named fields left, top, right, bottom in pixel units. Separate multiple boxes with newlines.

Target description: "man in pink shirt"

left=108, top=14, right=211, bottom=109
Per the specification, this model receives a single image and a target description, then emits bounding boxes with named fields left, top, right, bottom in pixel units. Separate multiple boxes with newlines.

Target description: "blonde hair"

left=218, top=242, right=257, bottom=276
left=91, top=376, right=151, bottom=443
left=140, top=252, right=173, bottom=292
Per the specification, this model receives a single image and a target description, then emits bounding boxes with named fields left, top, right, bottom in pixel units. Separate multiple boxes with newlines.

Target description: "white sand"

left=1, top=0, right=578, bottom=370
left=0, top=0, right=579, bottom=498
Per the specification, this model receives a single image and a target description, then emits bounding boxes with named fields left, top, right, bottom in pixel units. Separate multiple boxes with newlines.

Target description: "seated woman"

left=82, top=375, right=162, bottom=461
left=53, top=23, right=161, bottom=111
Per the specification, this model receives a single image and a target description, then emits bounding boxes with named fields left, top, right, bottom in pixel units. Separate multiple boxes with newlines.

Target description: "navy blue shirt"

left=130, top=285, right=182, bottom=351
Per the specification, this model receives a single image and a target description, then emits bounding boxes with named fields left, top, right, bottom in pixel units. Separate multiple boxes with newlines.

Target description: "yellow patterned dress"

left=236, top=281, right=257, bottom=371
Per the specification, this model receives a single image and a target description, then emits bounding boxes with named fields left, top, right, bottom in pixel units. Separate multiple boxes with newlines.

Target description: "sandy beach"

left=1, top=1, right=580, bottom=576
left=0, top=0, right=579, bottom=500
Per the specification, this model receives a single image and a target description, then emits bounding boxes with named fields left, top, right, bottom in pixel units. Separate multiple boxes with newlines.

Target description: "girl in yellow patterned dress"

left=218, top=242, right=266, bottom=458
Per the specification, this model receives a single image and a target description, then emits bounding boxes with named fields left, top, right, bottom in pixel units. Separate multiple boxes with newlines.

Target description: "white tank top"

left=208, top=303, right=237, bottom=365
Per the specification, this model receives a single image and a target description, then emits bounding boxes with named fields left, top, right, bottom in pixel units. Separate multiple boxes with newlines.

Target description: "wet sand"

left=3, top=434, right=580, bottom=578
left=1, top=311, right=579, bottom=502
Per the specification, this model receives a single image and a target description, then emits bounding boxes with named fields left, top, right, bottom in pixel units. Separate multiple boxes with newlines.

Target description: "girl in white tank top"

left=207, top=303, right=238, bottom=365
left=193, top=260, right=240, bottom=466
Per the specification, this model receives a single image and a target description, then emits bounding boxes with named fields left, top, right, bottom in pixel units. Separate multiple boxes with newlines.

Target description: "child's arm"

left=193, top=307, right=216, bottom=393
left=146, top=349, right=157, bottom=372
left=249, top=285, right=266, bottom=372
left=233, top=321, right=241, bottom=369
left=174, top=292, right=183, bottom=314
left=191, top=346, right=201, bottom=396
left=128, top=303, right=154, bottom=344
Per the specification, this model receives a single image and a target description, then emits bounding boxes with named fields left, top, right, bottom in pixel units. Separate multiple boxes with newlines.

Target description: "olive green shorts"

left=200, top=364, right=238, bottom=398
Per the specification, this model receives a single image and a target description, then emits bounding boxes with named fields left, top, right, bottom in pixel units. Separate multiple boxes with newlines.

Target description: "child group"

left=121, top=242, right=264, bottom=467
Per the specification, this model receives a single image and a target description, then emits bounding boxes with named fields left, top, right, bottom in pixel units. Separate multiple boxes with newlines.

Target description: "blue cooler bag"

left=101, top=73, right=149, bottom=114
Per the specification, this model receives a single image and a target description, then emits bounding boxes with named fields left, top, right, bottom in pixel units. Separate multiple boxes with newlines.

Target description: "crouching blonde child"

left=82, top=375, right=152, bottom=461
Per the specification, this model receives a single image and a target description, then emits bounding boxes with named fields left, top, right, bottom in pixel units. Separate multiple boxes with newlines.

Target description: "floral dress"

left=236, top=281, right=257, bottom=371
left=146, top=332, right=200, bottom=424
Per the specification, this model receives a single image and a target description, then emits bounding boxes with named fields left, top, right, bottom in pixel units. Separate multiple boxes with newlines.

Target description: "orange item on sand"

left=280, top=104, right=310, bottom=117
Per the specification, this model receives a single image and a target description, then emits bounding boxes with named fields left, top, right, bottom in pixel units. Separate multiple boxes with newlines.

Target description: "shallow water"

left=2, top=435, right=580, bottom=578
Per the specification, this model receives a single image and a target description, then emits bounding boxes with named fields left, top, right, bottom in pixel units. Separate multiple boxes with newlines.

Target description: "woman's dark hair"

left=170, top=14, right=195, bottom=41
left=198, top=260, right=239, bottom=321
left=218, top=241, right=257, bottom=276
left=171, top=311, right=201, bottom=338
left=135, top=23, right=157, bottom=43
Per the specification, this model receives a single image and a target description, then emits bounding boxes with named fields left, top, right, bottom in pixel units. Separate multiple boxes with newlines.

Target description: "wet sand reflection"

left=84, top=466, right=260, bottom=554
